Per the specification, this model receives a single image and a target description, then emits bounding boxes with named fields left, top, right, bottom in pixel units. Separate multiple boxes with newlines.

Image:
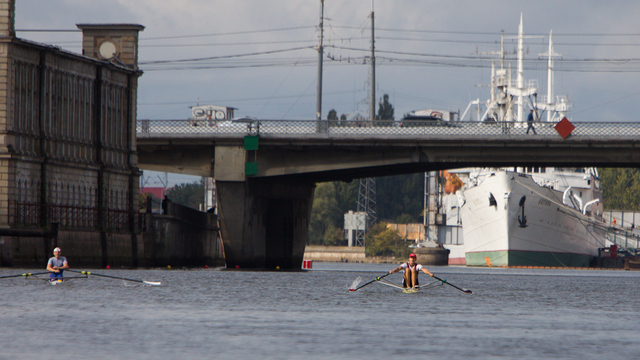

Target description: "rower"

left=389, top=253, right=434, bottom=289
left=47, top=247, right=69, bottom=281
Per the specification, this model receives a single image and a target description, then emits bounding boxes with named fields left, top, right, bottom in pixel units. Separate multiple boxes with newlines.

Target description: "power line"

left=138, top=89, right=361, bottom=106
left=140, top=26, right=316, bottom=41
left=16, top=29, right=80, bottom=32
left=17, top=26, right=640, bottom=37
left=139, top=46, right=313, bottom=65
left=141, top=39, right=317, bottom=48
left=330, top=25, right=640, bottom=37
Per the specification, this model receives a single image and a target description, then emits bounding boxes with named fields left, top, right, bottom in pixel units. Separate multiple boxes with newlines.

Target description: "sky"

left=14, top=1, right=640, bottom=186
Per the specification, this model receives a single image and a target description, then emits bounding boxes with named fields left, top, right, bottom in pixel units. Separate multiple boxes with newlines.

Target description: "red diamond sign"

left=555, top=117, right=575, bottom=139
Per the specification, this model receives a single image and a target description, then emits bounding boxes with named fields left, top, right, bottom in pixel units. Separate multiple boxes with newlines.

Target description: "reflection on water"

left=1, top=263, right=639, bottom=359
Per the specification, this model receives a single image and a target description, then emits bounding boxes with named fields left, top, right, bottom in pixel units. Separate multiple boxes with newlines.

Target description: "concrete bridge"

left=136, top=119, right=640, bottom=269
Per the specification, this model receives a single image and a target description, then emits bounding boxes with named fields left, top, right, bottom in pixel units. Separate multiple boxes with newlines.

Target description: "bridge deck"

left=137, top=119, right=640, bottom=141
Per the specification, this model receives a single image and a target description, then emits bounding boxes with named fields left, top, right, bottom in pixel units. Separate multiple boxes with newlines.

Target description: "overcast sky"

left=14, top=1, right=640, bottom=185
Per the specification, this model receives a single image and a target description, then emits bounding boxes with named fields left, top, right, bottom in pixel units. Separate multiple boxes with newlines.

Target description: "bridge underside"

left=216, top=178, right=314, bottom=270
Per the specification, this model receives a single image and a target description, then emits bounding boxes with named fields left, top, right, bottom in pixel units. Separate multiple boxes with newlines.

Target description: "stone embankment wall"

left=303, top=246, right=368, bottom=263
left=303, top=245, right=449, bottom=265
left=2, top=200, right=224, bottom=269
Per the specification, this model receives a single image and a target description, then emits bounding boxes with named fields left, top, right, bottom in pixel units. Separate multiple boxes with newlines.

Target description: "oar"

left=67, top=269, right=161, bottom=286
left=349, top=273, right=389, bottom=291
left=433, top=275, right=472, bottom=294
left=0, top=271, right=50, bottom=279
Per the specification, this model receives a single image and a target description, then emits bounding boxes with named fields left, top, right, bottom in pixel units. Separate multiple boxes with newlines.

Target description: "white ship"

left=459, top=168, right=608, bottom=267
left=442, top=15, right=610, bottom=267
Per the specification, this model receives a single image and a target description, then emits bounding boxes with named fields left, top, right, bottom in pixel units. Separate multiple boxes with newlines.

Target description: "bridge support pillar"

left=215, top=179, right=315, bottom=270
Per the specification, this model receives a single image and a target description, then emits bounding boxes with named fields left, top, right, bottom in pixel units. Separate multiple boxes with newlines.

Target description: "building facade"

left=0, top=0, right=145, bottom=267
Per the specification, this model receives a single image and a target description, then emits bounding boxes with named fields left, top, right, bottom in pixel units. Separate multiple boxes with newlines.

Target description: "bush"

left=323, top=224, right=345, bottom=246
left=395, top=213, right=417, bottom=224
left=365, top=222, right=408, bottom=257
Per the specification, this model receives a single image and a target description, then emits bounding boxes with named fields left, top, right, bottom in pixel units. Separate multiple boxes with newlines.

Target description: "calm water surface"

left=1, top=263, right=639, bottom=359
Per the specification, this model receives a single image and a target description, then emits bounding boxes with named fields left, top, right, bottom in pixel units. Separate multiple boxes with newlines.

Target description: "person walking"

left=389, top=253, right=434, bottom=289
left=526, top=109, right=537, bottom=135
left=46, top=247, right=69, bottom=282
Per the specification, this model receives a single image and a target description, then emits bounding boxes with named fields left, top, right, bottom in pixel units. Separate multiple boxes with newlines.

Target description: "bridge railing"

left=137, top=119, right=640, bottom=138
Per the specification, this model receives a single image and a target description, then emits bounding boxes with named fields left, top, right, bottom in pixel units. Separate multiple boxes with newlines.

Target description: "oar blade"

left=349, top=273, right=389, bottom=292
left=142, top=281, right=162, bottom=286
left=433, top=275, right=472, bottom=295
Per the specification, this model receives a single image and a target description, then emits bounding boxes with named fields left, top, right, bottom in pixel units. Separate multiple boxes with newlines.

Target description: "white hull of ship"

left=460, top=171, right=607, bottom=267
left=444, top=244, right=466, bottom=265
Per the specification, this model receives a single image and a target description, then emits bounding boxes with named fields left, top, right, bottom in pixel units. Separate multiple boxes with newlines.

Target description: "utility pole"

left=369, top=0, right=375, bottom=121
left=316, top=0, right=324, bottom=122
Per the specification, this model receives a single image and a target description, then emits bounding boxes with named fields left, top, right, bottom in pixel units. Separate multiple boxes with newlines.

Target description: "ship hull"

left=460, top=171, right=605, bottom=267
left=465, top=250, right=595, bottom=267
left=444, top=244, right=466, bottom=265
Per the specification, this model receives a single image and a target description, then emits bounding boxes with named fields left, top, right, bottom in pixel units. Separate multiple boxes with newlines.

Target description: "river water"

left=1, top=263, right=639, bottom=359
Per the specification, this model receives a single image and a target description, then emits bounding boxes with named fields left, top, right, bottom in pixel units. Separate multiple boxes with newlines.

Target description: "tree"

left=395, top=213, right=417, bottom=224
left=327, top=109, right=338, bottom=120
left=599, top=168, right=640, bottom=210
left=309, top=174, right=424, bottom=245
left=375, top=174, right=423, bottom=222
left=377, top=94, right=394, bottom=121
left=339, top=113, right=348, bottom=126
left=309, top=180, right=359, bottom=244
left=323, top=223, right=345, bottom=246
left=365, top=222, right=409, bottom=257
left=309, top=182, right=342, bottom=244
left=166, top=179, right=204, bottom=210
left=139, top=193, right=150, bottom=212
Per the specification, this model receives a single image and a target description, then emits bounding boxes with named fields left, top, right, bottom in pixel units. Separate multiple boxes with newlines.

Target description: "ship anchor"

left=518, top=196, right=528, bottom=228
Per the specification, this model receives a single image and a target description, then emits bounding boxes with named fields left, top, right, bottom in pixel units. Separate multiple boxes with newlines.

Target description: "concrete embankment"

left=303, top=245, right=450, bottom=265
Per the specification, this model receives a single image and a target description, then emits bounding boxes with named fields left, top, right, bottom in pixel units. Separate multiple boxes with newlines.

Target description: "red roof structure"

left=140, top=187, right=166, bottom=199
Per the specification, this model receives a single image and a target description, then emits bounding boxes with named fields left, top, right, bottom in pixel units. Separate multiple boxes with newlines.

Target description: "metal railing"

left=10, top=202, right=142, bottom=233
left=137, top=119, right=640, bottom=139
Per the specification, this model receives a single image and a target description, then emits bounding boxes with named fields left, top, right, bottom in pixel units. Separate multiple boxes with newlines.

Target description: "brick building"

left=0, top=0, right=145, bottom=267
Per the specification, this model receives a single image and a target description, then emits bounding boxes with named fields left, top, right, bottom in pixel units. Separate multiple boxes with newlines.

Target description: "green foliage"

left=139, top=193, right=150, bottom=212
left=599, top=168, right=640, bottom=210
left=395, top=243, right=412, bottom=260
left=339, top=113, right=348, bottom=126
left=309, top=174, right=423, bottom=245
left=309, top=182, right=343, bottom=244
left=323, top=223, right=345, bottom=246
left=376, top=94, right=394, bottom=121
left=166, top=179, right=204, bottom=210
left=327, top=109, right=338, bottom=120
left=365, top=222, right=408, bottom=257
left=395, top=213, right=417, bottom=224
left=376, top=174, right=423, bottom=222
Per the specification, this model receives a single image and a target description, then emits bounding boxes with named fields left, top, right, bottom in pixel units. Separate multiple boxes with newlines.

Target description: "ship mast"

left=506, top=13, right=538, bottom=122
left=538, top=30, right=571, bottom=122
left=546, top=30, right=555, bottom=121
left=516, top=13, right=525, bottom=122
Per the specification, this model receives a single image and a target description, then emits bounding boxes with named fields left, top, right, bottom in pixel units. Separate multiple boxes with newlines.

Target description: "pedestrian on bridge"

left=526, top=109, right=537, bottom=135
